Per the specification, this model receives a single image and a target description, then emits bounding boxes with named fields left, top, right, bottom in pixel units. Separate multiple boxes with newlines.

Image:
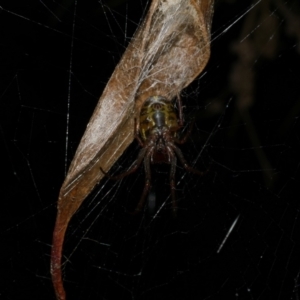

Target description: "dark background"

left=1, top=0, right=300, bottom=299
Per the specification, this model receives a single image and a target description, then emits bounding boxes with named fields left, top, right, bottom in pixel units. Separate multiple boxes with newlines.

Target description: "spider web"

left=1, top=0, right=300, bottom=299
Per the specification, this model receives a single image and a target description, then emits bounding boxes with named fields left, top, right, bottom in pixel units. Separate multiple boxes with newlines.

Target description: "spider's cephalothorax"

left=139, top=96, right=180, bottom=164
left=102, top=95, right=204, bottom=215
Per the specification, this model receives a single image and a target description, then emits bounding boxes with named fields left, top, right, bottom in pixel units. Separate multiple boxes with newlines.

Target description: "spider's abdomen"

left=139, top=96, right=178, bottom=141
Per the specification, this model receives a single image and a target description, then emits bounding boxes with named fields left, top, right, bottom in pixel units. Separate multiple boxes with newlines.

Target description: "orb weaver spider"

left=101, top=95, right=205, bottom=215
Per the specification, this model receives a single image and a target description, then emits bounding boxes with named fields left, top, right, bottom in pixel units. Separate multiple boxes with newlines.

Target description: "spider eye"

left=153, top=103, right=162, bottom=110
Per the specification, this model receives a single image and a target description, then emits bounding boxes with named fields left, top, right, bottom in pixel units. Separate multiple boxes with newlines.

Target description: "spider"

left=101, top=95, right=205, bottom=215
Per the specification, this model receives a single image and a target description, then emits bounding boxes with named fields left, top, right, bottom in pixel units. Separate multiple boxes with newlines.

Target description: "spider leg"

left=134, top=118, right=144, bottom=147
left=100, top=147, right=147, bottom=180
left=168, top=150, right=178, bottom=216
left=175, top=121, right=194, bottom=145
left=172, top=145, right=205, bottom=176
left=176, top=93, right=184, bottom=127
left=130, top=149, right=152, bottom=215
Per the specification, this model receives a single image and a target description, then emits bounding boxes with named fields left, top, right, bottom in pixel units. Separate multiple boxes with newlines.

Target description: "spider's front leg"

left=100, top=118, right=146, bottom=179
left=100, top=147, right=147, bottom=180
left=130, top=151, right=152, bottom=215
left=175, top=121, right=195, bottom=145
left=172, top=145, right=206, bottom=176
left=169, top=151, right=178, bottom=217
left=176, top=94, right=184, bottom=128
left=134, top=118, right=144, bottom=147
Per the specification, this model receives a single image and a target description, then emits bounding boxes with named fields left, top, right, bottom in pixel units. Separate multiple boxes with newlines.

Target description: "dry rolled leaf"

left=51, top=0, right=214, bottom=299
